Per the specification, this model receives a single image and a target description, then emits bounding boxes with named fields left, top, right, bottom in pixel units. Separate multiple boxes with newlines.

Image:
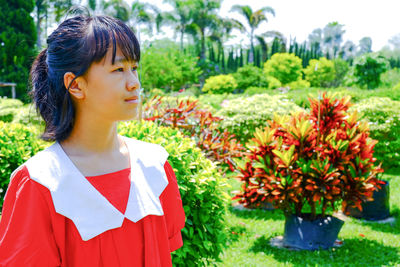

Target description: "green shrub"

left=202, top=74, right=237, bottom=94
left=304, top=57, right=335, bottom=87
left=266, top=76, right=282, bottom=89
left=350, top=97, right=400, bottom=169
left=286, top=79, right=310, bottom=90
left=0, top=122, right=47, bottom=203
left=353, top=53, right=390, bottom=89
left=394, top=82, right=400, bottom=90
left=197, top=93, right=241, bottom=112
left=331, top=58, right=350, bottom=87
left=216, top=94, right=303, bottom=143
left=381, top=68, right=400, bottom=88
left=0, top=120, right=228, bottom=265
left=118, top=121, right=227, bottom=266
left=140, top=41, right=200, bottom=92
left=0, top=98, right=24, bottom=122
left=233, top=65, right=267, bottom=91
left=263, top=53, right=303, bottom=85
left=244, top=87, right=269, bottom=96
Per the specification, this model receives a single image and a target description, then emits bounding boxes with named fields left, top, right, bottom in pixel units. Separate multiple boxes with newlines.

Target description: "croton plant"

left=233, top=92, right=384, bottom=219
left=142, top=95, right=245, bottom=173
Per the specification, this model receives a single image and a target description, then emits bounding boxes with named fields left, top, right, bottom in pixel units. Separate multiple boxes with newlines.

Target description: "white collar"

left=25, top=136, right=169, bottom=241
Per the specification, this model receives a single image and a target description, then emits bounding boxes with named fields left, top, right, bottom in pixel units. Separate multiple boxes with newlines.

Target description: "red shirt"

left=0, top=161, right=185, bottom=267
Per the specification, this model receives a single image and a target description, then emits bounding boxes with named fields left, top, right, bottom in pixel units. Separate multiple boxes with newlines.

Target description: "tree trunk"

left=200, top=28, right=206, bottom=61
left=248, top=29, right=255, bottom=64
left=180, top=28, right=184, bottom=51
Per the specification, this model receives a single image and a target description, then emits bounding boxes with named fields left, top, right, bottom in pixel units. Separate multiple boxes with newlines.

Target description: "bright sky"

left=131, top=0, right=400, bottom=51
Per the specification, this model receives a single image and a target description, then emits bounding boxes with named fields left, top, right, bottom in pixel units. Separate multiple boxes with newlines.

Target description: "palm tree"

left=230, top=4, right=275, bottom=63
left=162, top=0, right=193, bottom=51
left=186, top=0, right=223, bottom=61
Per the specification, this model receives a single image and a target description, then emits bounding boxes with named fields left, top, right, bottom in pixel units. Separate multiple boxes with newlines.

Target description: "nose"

left=126, top=71, right=140, bottom=92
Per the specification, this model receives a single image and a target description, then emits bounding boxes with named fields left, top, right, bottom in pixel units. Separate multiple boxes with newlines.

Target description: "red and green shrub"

left=233, top=92, right=384, bottom=219
left=143, top=96, right=245, bottom=173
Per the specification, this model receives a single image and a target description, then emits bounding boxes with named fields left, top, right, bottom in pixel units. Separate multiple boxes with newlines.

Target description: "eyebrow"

left=113, top=57, right=138, bottom=65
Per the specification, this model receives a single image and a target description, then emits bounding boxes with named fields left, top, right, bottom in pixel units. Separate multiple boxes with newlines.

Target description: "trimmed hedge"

left=216, top=94, right=303, bottom=143
left=0, top=121, right=227, bottom=266
left=351, top=97, right=400, bottom=169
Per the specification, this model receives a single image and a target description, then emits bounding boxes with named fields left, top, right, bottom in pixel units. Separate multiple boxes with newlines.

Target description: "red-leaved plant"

left=143, top=95, right=245, bottom=173
left=233, top=92, right=384, bottom=219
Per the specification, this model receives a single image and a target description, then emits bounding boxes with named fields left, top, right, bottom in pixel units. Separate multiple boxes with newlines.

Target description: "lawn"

left=216, top=170, right=400, bottom=267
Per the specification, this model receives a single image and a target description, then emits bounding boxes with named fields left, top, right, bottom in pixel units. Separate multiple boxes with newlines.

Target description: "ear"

left=64, top=72, right=86, bottom=100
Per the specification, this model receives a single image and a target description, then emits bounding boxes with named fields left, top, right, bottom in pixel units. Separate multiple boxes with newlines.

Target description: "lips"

left=124, top=96, right=139, bottom=103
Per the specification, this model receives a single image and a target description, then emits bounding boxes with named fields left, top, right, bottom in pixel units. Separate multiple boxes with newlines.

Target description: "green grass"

left=215, top=171, right=400, bottom=267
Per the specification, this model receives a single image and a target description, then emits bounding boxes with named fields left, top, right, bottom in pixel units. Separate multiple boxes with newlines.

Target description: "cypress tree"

left=0, top=0, right=36, bottom=100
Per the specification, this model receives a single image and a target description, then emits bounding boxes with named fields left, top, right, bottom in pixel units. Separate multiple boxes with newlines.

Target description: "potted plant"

left=233, top=92, right=384, bottom=250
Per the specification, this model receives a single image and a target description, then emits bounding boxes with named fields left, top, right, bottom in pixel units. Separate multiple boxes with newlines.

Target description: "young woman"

left=0, top=14, right=185, bottom=266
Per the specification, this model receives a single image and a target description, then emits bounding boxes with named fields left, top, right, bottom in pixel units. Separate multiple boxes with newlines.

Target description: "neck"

left=60, top=112, right=120, bottom=156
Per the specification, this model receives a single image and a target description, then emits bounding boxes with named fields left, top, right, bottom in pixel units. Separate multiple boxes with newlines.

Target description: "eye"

left=114, top=67, right=124, bottom=72
left=132, top=66, right=138, bottom=72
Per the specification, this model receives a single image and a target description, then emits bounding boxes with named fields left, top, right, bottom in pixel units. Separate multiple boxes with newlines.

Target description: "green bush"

left=353, top=53, right=390, bottom=89
left=266, top=76, right=282, bottom=89
left=0, top=98, right=42, bottom=125
left=0, top=120, right=228, bottom=265
left=216, top=94, right=303, bottom=143
left=394, top=82, right=400, bottom=90
left=381, top=68, right=400, bottom=88
left=244, top=86, right=269, bottom=96
left=0, top=122, right=47, bottom=203
left=233, top=65, right=267, bottom=92
left=350, top=97, right=400, bottom=169
left=286, top=79, right=310, bottom=90
left=202, top=74, right=237, bottom=94
left=140, top=41, right=200, bottom=92
left=197, top=93, right=241, bottom=112
left=331, top=58, right=350, bottom=87
left=118, top=121, right=227, bottom=266
left=304, top=57, right=335, bottom=87
left=263, top=53, right=303, bottom=85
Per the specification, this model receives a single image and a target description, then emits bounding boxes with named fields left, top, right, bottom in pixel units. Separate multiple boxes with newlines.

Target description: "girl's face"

left=79, top=46, right=141, bottom=122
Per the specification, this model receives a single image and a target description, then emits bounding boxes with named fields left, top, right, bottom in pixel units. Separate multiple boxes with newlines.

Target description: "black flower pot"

left=347, top=180, right=390, bottom=221
left=283, top=213, right=344, bottom=250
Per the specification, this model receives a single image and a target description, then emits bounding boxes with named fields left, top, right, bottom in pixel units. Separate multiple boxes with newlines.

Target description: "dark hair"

left=30, top=15, right=140, bottom=142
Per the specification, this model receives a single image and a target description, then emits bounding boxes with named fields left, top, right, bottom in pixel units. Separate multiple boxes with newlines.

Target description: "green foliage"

left=244, top=86, right=269, bottom=96
left=216, top=94, right=303, bottom=143
left=266, top=76, right=281, bottom=89
left=232, top=64, right=268, bottom=91
left=331, top=58, right=350, bottom=87
left=140, top=41, right=200, bottom=92
left=202, top=74, right=237, bottom=94
left=0, top=122, right=47, bottom=203
left=263, top=53, right=303, bottom=85
left=118, top=121, right=227, bottom=266
left=0, top=0, right=36, bottom=101
left=304, top=57, right=335, bottom=87
left=197, top=93, right=241, bottom=112
left=394, top=82, right=400, bottom=90
left=286, top=79, right=310, bottom=90
left=350, top=97, right=400, bottom=169
left=380, top=68, right=400, bottom=88
left=353, top=53, right=390, bottom=89
left=0, top=98, right=42, bottom=125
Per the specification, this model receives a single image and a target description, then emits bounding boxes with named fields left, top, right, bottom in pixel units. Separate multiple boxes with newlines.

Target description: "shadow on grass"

left=226, top=225, right=247, bottom=244
left=228, top=205, right=285, bottom=222
left=249, top=236, right=400, bottom=266
left=354, top=208, right=400, bottom=235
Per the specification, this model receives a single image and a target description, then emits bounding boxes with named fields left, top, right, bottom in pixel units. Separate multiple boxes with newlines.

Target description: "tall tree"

left=322, top=21, right=345, bottom=58
left=162, top=0, right=193, bottom=50
left=186, top=0, right=222, bottom=61
left=0, top=0, right=36, bottom=99
left=358, top=37, right=372, bottom=55
left=230, top=4, right=275, bottom=63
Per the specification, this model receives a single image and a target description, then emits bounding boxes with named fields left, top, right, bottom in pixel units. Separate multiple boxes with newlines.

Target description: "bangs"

left=85, top=16, right=140, bottom=65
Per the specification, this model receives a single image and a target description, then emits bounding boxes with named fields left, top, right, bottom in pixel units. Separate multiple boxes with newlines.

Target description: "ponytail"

left=30, top=49, right=75, bottom=142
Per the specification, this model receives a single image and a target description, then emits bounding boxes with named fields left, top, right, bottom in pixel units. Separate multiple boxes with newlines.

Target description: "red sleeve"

left=0, top=166, right=61, bottom=267
left=160, top=161, right=185, bottom=252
